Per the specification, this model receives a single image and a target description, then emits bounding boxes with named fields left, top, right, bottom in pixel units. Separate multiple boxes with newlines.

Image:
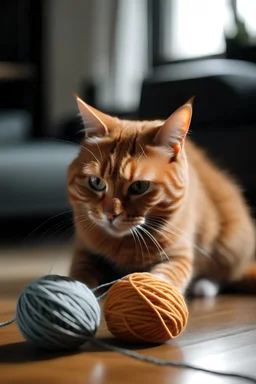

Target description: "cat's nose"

left=105, top=212, right=117, bottom=222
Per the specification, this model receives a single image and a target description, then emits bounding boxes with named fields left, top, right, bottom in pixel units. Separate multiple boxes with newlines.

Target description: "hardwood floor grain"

left=0, top=246, right=256, bottom=384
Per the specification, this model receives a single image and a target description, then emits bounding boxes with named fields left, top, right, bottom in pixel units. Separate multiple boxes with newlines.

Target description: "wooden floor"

left=0, top=244, right=256, bottom=384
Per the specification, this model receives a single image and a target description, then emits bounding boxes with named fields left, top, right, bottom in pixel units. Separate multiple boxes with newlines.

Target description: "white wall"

left=44, top=0, right=148, bottom=131
left=45, top=0, right=94, bottom=129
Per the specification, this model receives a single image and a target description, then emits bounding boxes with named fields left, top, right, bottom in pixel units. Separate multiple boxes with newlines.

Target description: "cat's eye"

left=128, top=180, right=150, bottom=195
left=88, top=176, right=106, bottom=192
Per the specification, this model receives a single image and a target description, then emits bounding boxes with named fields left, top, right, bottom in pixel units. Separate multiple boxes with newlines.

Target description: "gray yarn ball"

left=16, top=275, right=101, bottom=350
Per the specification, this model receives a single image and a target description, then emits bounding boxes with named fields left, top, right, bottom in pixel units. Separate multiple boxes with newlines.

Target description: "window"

left=155, top=0, right=256, bottom=63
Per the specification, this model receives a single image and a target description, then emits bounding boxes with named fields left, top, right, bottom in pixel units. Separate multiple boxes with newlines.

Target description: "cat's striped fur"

left=68, top=96, right=255, bottom=295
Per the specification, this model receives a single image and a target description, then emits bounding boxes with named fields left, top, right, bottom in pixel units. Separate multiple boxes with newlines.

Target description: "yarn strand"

left=0, top=317, right=15, bottom=327
left=93, top=338, right=256, bottom=383
left=0, top=315, right=255, bottom=383
left=92, top=279, right=122, bottom=301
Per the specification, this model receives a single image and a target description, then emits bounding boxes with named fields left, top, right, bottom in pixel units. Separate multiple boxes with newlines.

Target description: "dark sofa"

left=139, top=59, right=256, bottom=215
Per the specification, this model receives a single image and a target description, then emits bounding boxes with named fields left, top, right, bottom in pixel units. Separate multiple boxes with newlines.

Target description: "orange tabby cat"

left=68, top=96, right=256, bottom=296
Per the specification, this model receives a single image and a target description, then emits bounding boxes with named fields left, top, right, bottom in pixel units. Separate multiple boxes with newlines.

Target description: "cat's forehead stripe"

left=133, top=167, right=156, bottom=181
left=118, top=156, right=131, bottom=178
left=101, top=154, right=114, bottom=178
left=120, top=158, right=133, bottom=180
left=128, top=132, right=138, bottom=156
left=83, top=161, right=100, bottom=174
left=107, top=133, right=139, bottom=180
left=108, top=155, right=114, bottom=175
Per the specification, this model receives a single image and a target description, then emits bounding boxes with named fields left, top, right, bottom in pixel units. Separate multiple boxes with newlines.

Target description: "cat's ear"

left=154, top=97, right=194, bottom=155
left=75, top=94, right=114, bottom=138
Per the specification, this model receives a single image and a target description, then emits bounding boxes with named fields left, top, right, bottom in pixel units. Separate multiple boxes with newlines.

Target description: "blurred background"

left=1, top=0, right=256, bottom=252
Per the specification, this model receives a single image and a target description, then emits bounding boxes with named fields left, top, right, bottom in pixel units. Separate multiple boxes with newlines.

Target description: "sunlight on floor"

left=0, top=242, right=72, bottom=280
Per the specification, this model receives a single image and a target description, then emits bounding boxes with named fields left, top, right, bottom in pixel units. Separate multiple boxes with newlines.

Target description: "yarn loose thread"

left=1, top=273, right=256, bottom=383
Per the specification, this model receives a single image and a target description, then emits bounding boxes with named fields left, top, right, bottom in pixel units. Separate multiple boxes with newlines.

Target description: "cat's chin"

left=88, top=214, right=145, bottom=238
left=103, top=225, right=131, bottom=238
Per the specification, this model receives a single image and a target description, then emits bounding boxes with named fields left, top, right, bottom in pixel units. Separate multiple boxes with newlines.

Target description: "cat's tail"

left=223, top=262, right=256, bottom=294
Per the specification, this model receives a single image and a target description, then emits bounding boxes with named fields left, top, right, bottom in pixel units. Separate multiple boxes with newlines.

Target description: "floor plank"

left=0, top=246, right=256, bottom=384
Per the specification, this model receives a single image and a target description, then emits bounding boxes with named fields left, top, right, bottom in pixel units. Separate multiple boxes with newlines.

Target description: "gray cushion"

left=0, top=110, right=31, bottom=145
left=0, top=141, right=79, bottom=216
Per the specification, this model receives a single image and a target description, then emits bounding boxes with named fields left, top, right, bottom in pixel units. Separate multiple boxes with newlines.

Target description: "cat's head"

left=68, top=96, right=193, bottom=238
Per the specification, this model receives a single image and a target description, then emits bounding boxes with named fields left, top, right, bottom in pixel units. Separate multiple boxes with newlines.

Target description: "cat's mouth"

left=90, top=213, right=145, bottom=238
left=104, top=225, right=131, bottom=237
left=104, top=218, right=145, bottom=238
left=86, top=210, right=145, bottom=237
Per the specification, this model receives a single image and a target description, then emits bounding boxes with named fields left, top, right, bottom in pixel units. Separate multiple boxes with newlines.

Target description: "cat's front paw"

left=191, top=279, right=219, bottom=298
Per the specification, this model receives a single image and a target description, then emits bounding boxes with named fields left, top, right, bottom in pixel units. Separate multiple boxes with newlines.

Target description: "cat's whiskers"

left=137, top=225, right=169, bottom=263
left=133, top=227, right=145, bottom=267
left=144, top=221, right=175, bottom=246
left=47, top=224, right=76, bottom=275
left=82, top=220, right=97, bottom=235
left=148, top=216, right=211, bottom=258
left=129, top=228, right=139, bottom=263
left=35, top=217, right=74, bottom=243
left=88, top=137, right=103, bottom=162
left=136, top=144, right=148, bottom=163
left=80, top=144, right=100, bottom=164
left=46, top=217, right=89, bottom=275
left=48, top=137, right=101, bottom=165
left=20, top=209, right=74, bottom=244
left=162, top=222, right=210, bottom=257
left=54, top=212, right=97, bottom=241
left=135, top=226, right=152, bottom=266
left=80, top=218, right=96, bottom=231
left=149, top=216, right=192, bottom=240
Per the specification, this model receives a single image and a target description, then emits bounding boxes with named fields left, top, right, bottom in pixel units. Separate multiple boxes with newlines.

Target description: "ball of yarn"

left=104, top=273, right=188, bottom=344
left=16, top=275, right=101, bottom=350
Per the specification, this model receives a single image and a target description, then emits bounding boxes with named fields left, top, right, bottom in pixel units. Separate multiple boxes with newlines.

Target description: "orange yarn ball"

left=104, top=272, right=188, bottom=344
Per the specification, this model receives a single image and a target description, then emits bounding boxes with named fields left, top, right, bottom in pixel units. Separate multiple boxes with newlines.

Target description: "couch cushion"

left=139, top=59, right=256, bottom=127
left=0, top=110, right=31, bottom=145
left=0, top=141, right=79, bottom=216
